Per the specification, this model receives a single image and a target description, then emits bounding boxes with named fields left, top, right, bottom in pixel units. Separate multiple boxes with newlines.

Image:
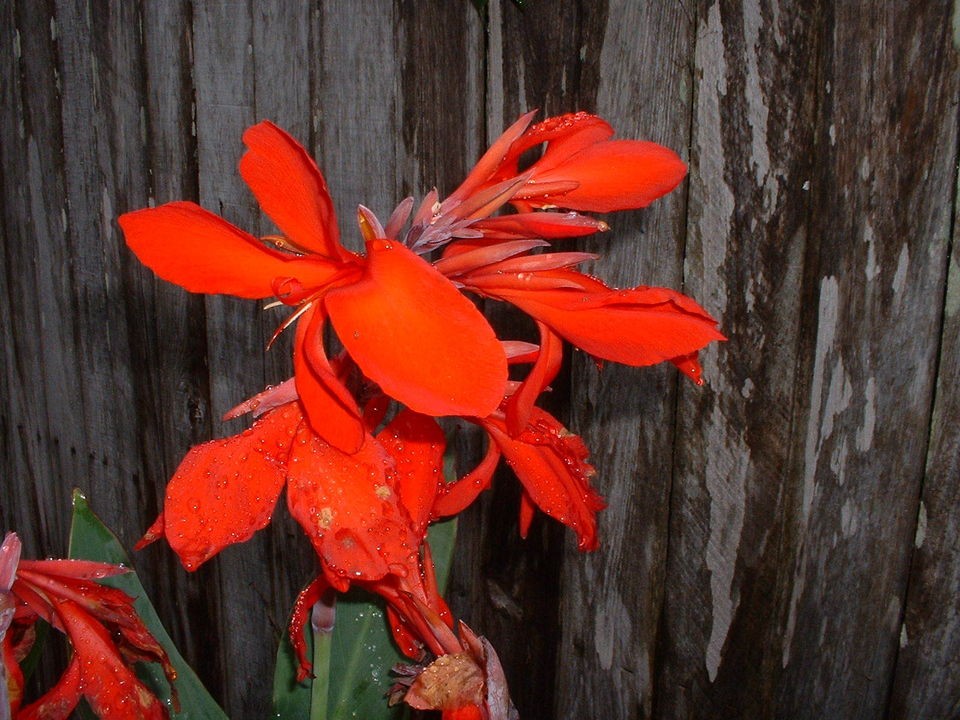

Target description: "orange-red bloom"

left=121, top=110, right=725, bottom=719
left=119, top=122, right=507, bottom=453
left=0, top=533, right=175, bottom=720
left=137, top=399, right=465, bottom=664
left=449, top=110, right=687, bottom=214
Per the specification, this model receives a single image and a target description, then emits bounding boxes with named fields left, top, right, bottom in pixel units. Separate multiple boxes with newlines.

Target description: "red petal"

left=484, top=411, right=603, bottom=551
left=293, top=305, right=365, bottom=453
left=223, top=376, right=299, bottom=420
left=491, top=279, right=724, bottom=368
left=135, top=513, right=165, bottom=551
left=518, top=490, right=536, bottom=539
left=434, top=439, right=501, bottom=517
left=671, top=351, right=706, bottom=385
left=442, top=707, right=484, bottom=720
left=15, top=559, right=127, bottom=581
left=288, top=576, right=334, bottom=681
left=433, top=239, right=548, bottom=278
left=121, top=201, right=306, bottom=298
left=240, top=121, right=345, bottom=259
left=463, top=273, right=587, bottom=293
left=326, top=240, right=506, bottom=417
left=469, top=251, right=597, bottom=277
left=447, top=110, right=537, bottom=204
left=505, top=322, right=563, bottom=435
left=511, top=112, right=615, bottom=172
left=472, top=211, right=606, bottom=240
left=3, top=630, right=26, bottom=715
left=9, top=579, right=57, bottom=628
left=55, top=600, right=167, bottom=720
left=160, top=406, right=295, bottom=570
left=377, top=411, right=446, bottom=536
left=285, top=426, right=419, bottom=586
left=1, top=533, right=21, bottom=591
left=386, top=604, right=424, bottom=660
left=17, top=654, right=82, bottom=720
left=531, top=140, right=687, bottom=212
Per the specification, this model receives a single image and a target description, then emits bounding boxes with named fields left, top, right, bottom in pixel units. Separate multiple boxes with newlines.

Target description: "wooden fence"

left=1, top=1, right=957, bottom=718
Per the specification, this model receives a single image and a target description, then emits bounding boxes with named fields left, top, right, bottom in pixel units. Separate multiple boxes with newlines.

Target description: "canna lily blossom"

left=137, top=397, right=470, bottom=665
left=136, top=401, right=435, bottom=575
left=450, top=110, right=688, bottom=214
left=0, top=532, right=176, bottom=720
left=121, top=110, right=725, bottom=718
left=127, top=109, right=723, bottom=566
left=119, top=121, right=507, bottom=453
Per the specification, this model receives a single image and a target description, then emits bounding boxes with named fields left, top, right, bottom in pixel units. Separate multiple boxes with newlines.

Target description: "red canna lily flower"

left=121, top=110, right=724, bottom=720
left=374, top=110, right=723, bottom=385
left=448, top=110, right=687, bottom=214
left=0, top=532, right=176, bottom=720
left=119, top=121, right=507, bottom=453
left=138, top=395, right=468, bottom=665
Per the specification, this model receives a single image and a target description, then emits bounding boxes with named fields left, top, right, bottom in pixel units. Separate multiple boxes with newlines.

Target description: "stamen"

left=266, top=298, right=316, bottom=350
left=262, top=234, right=311, bottom=255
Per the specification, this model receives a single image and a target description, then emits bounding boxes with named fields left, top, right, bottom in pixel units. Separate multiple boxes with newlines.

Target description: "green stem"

left=310, top=623, right=333, bottom=720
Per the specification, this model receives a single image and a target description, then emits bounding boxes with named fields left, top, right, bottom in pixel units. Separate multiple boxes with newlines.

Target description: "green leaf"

left=272, top=518, right=457, bottom=720
left=67, top=489, right=230, bottom=720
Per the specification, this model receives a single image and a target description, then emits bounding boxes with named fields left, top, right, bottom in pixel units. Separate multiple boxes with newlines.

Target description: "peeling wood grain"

left=776, top=3, right=957, bottom=717
left=656, top=0, right=819, bottom=717
left=887, top=133, right=960, bottom=720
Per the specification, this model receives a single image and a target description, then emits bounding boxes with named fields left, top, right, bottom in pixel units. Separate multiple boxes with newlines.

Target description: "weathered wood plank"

left=775, top=2, right=955, bottom=717
left=557, top=2, right=696, bottom=718
left=191, top=1, right=272, bottom=713
left=126, top=0, right=216, bottom=677
left=888, top=234, right=960, bottom=719
left=397, top=0, right=485, bottom=199
left=654, top=1, right=820, bottom=717
left=0, top=0, right=67, bottom=564
left=316, top=0, right=399, bottom=252
left=51, top=0, right=147, bottom=539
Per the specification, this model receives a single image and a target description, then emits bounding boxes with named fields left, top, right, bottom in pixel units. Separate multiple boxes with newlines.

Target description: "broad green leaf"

left=67, top=489, right=229, bottom=720
left=272, top=518, right=457, bottom=720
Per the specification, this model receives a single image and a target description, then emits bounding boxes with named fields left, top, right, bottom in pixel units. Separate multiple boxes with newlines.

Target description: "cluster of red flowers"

left=0, top=532, right=177, bottom=719
left=116, top=111, right=722, bottom=718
